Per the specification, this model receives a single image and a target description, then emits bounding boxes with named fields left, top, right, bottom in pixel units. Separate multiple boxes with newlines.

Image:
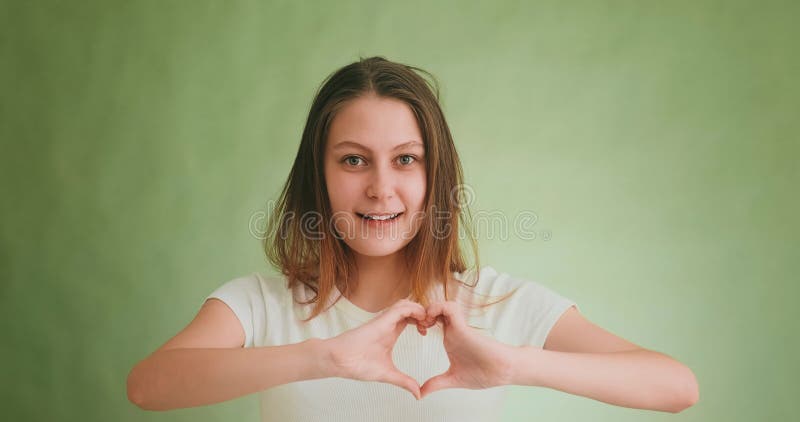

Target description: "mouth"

left=355, top=212, right=404, bottom=221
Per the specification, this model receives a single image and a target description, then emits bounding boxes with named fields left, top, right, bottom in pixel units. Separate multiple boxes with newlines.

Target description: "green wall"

left=1, top=1, right=797, bottom=420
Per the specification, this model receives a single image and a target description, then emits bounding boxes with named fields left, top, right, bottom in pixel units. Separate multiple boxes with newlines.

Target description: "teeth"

left=364, top=213, right=398, bottom=221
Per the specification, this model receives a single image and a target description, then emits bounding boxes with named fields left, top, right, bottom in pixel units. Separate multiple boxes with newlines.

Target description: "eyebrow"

left=331, top=140, right=423, bottom=152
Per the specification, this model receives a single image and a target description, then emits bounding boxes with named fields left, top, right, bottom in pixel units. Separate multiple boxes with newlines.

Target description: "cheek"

left=409, top=171, right=427, bottom=206
left=326, top=173, right=359, bottom=209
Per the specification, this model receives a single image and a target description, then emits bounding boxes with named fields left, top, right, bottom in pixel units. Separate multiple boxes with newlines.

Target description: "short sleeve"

left=514, top=280, right=579, bottom=348
left=202, top=274, right=267, bottom=348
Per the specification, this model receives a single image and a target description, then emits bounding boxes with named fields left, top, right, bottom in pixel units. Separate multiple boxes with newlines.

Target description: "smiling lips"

left=356, top=212, right=403, bottom=221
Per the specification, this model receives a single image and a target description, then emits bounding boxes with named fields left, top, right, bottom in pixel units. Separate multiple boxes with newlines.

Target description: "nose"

left=366, top=165, right=394, bottom=200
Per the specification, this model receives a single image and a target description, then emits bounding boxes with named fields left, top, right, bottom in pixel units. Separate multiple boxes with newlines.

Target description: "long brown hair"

left=263, top=56, right=518, bottom=322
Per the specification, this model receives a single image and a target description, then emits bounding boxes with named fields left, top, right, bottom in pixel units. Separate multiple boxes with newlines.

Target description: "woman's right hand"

left=322, top=298, right=428, bottom=400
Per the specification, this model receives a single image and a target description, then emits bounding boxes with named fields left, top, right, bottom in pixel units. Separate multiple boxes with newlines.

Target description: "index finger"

left=387, top=300, right=426, bottom=323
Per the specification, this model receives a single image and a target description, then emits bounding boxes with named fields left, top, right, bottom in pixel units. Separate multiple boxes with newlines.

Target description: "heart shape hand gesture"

left=324, top=298, right=517, bottom=400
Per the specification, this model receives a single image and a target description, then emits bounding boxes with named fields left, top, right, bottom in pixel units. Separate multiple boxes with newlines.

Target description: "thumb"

left=420, top=371, right=459, bottom=398
left=381, top=368, right=421, bottom=400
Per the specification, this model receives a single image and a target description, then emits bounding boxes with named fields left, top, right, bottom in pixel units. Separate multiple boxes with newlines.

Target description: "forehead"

left=327, top=95, right=423, bottom=151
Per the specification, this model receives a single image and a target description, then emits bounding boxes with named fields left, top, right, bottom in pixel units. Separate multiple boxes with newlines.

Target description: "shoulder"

left=453, top=265, right=576, bottom=313
left=453, top=265, right=527, bottom=296
left=459, top=266, right=579, bottom=347
left=206, top=272, right=292, bottom=305
left=251, top=272, right=288, bottom=294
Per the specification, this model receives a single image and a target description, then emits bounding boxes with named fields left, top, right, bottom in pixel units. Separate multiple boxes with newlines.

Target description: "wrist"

left=308, top=337, right=341, bottom=379
left=507, top=345, right=545, bottom=386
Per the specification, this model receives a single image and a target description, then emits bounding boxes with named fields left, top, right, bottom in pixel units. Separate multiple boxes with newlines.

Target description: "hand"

left=419, top=300, right=517, bottom=399
left=324, top=299, right=427, bottom=400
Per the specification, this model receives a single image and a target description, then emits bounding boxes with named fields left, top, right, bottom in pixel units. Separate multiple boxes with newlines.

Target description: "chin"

left=347, top=240, right=407, bottom=257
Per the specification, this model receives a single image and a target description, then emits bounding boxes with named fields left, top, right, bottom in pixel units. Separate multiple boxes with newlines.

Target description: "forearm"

left=127, top=338, right=331, bottom=411
left=508, top=347, right=699, bottom=413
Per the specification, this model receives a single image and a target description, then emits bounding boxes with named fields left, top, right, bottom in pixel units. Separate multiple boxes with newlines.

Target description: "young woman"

left=127, top=56, right=699, bottom=420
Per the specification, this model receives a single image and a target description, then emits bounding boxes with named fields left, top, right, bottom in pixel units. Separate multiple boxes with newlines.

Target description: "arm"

left=126, top=299, right=335, bottom=411
left=509, top=347, right=698, bottom=413
left=127, top=339, right=332, bottom=411
left=507, top=306, right=699, bottom=413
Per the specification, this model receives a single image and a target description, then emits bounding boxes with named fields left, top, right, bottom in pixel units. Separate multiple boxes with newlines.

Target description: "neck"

left=346, top=249, right=411, bottom=313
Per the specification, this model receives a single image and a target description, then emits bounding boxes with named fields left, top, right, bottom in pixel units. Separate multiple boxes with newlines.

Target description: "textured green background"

left=1, top=1, right=797, bottom=421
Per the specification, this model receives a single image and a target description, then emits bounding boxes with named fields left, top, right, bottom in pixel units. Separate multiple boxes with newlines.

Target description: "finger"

left=424, top=302, right=445, bottom=326
left=390, top=300, right=427, bottom=324
left=405, top=317, right=428, bottom=335
left=381, top=369, right=421, bottom=400
left=420, top=371, right=458, bottom=398
left=425, top=301, right=465, bottom=329
left=387, top=303, right=426, bottom=337
left=420, top=317, right=436, bottom=329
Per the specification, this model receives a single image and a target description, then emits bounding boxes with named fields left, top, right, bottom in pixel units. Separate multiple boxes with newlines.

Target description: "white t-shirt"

left=203, top=265, right=578, bottom=422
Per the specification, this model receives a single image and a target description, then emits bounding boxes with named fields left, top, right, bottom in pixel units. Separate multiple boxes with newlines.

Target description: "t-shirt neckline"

left=332, top=285, right=395, bottom=322
left=331, top=269, right=476, bottom=322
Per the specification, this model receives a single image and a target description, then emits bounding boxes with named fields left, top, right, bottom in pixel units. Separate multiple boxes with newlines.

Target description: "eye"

left=342, top=155, right=365, bottom=167
left=397, top=154, right=418, bottom=166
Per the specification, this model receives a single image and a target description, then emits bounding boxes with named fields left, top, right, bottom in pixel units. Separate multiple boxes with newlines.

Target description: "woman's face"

left=323, top=93, right=427, bottom=257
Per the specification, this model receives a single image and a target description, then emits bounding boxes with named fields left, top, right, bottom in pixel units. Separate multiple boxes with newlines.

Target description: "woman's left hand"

left=417, top=300, right=518, bottom=398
